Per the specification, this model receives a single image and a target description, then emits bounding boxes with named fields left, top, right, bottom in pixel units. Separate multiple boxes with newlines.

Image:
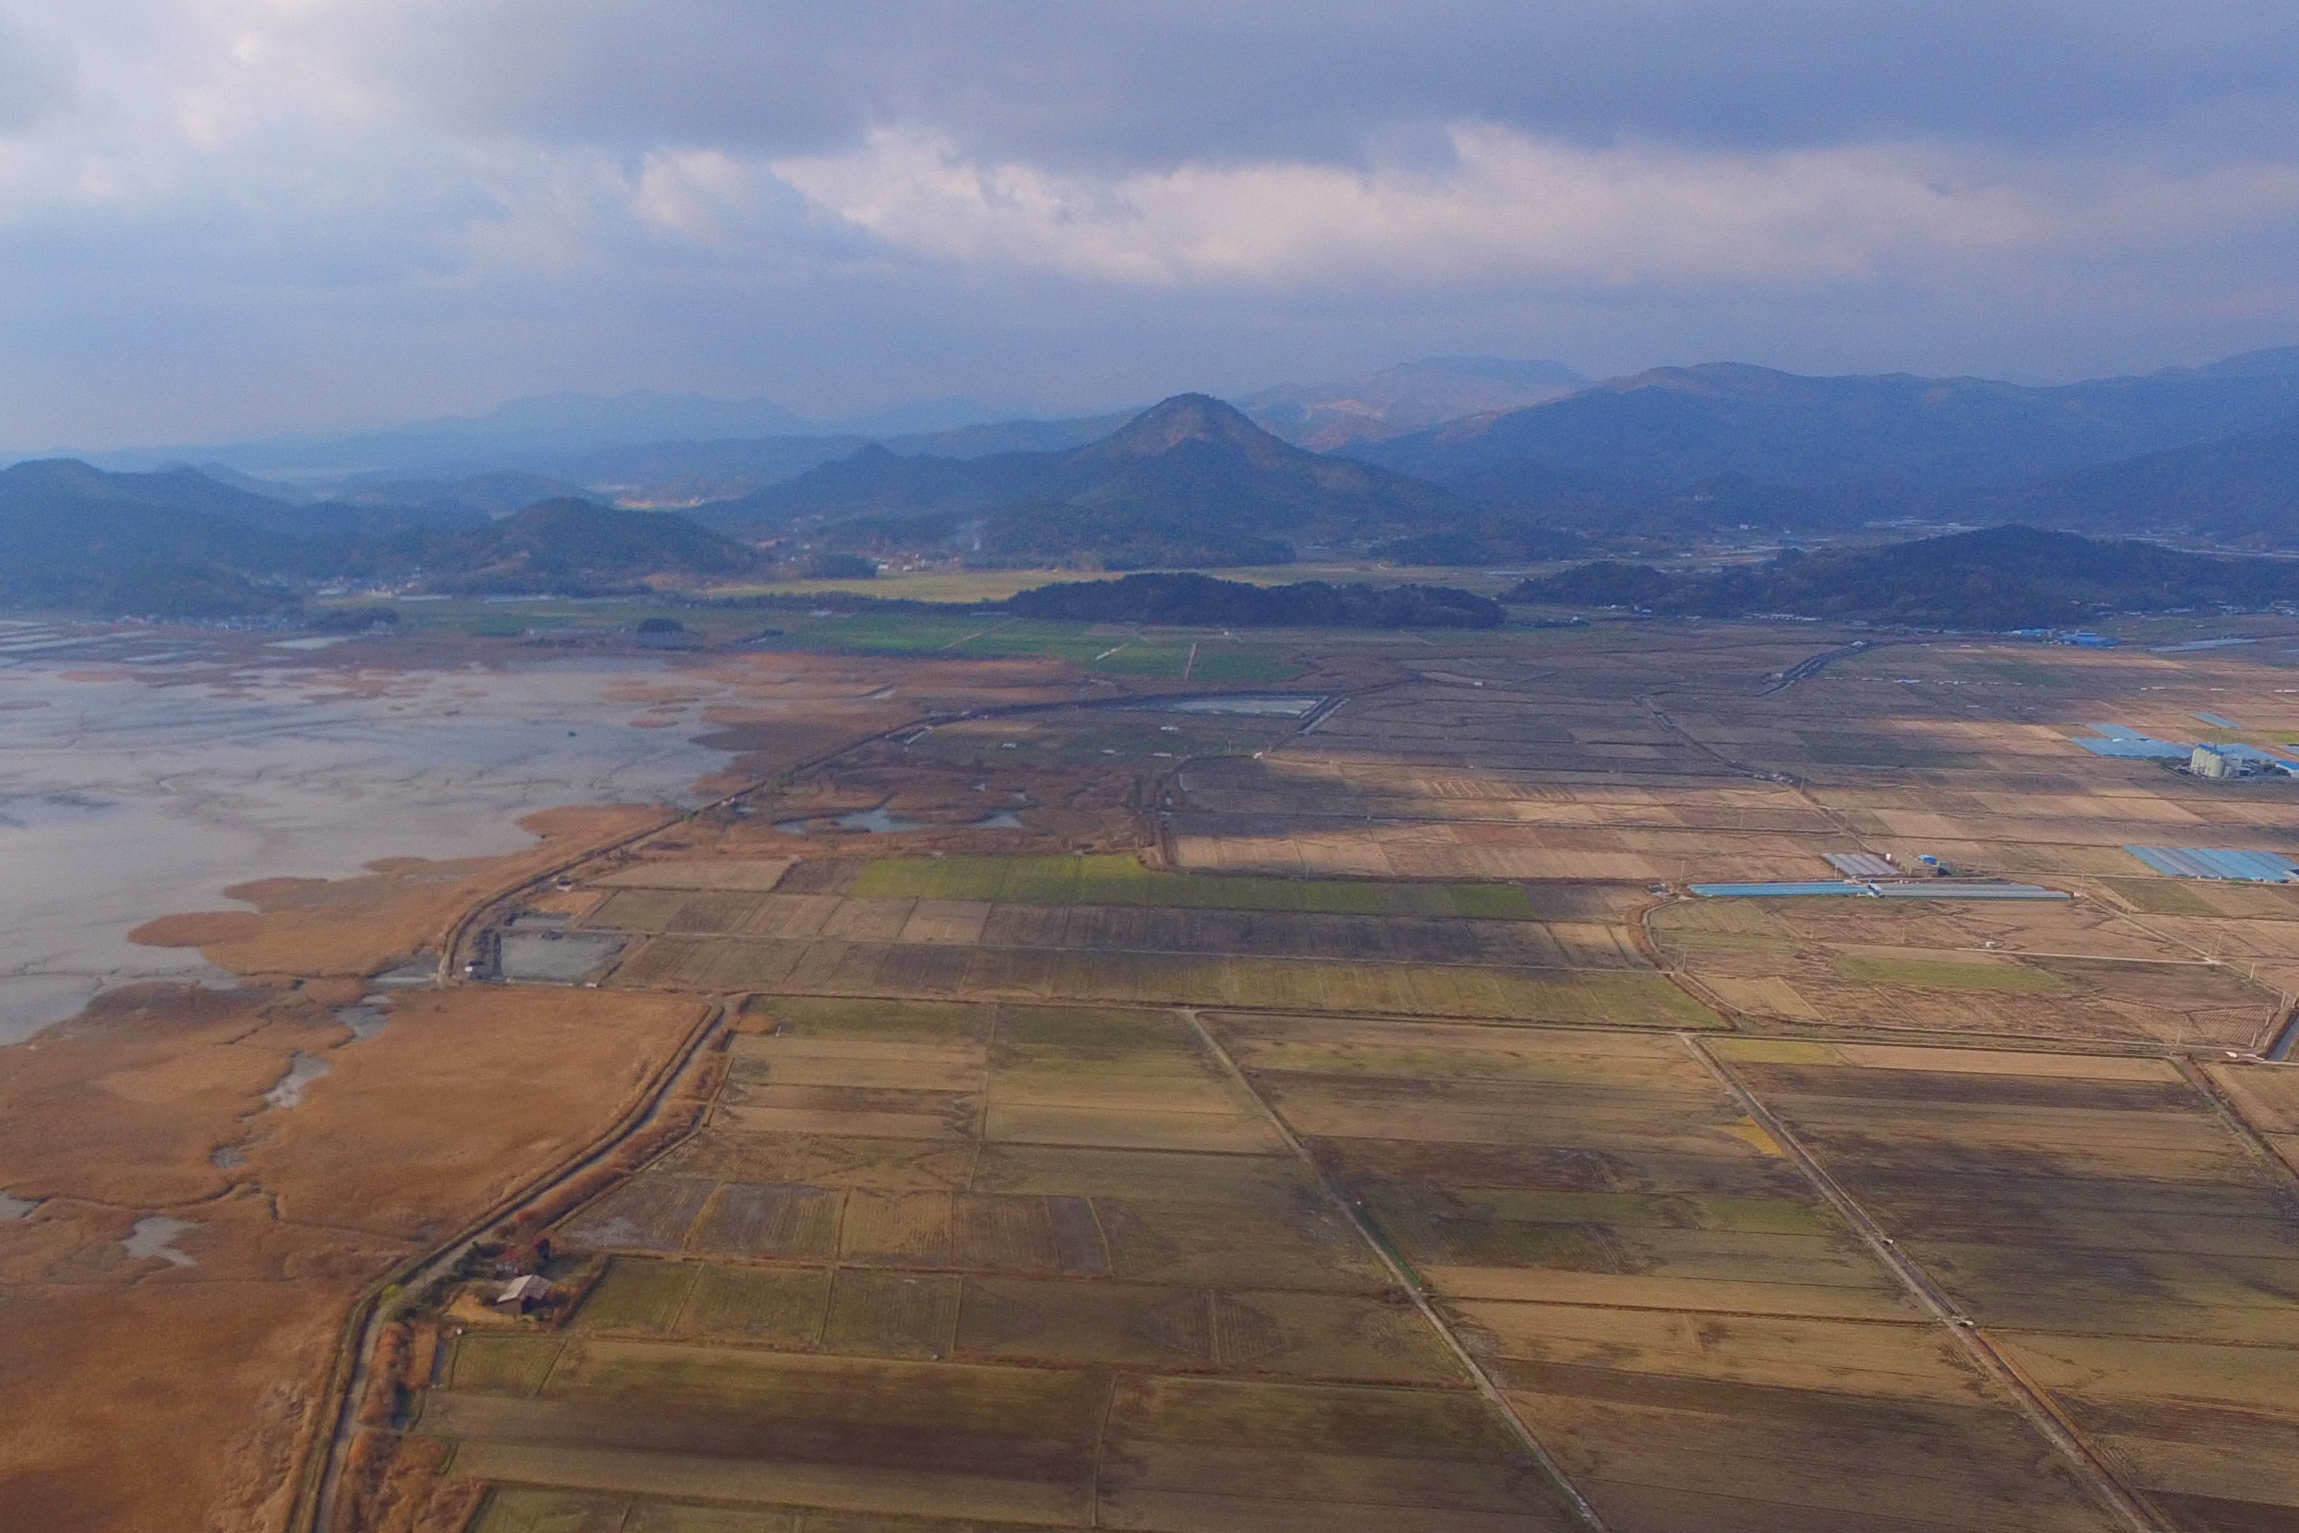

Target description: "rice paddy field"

left=1715, top=1039, right=2299, bottom=1532
left=426, top=998, right=1586, bottom=1531
left=395, top=617, right=2299, bottom=1533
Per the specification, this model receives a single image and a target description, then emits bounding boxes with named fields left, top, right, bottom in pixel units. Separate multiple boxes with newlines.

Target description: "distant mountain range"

left=0, top=462, right=765, bottom=616
left=1232, top=357, right=1587, bottom=450
left=2000, top=414, right=2299, bottom=546
left=1350, top=349, right=2299, bottom=542
left=58, top=345, right=2299, bottom=551
left=73, top=389, right=1056, bottom=487
left=688, top=394, right=1470, bottom=567
left=58, top=357, right=1582, bottom=504
left=15, top=342, right=2299, bottom=619
left=1509, top=525, right=2299, bottom=629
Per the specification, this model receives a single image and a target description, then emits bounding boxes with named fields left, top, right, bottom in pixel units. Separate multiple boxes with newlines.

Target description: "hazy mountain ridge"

left=1357, top=353, right=2299, bottom=491
left=0, top=463, right=764, bottom=615
left=56, top=348, right=2299, bottom=549
left=1351, top=349, right=2299, bottom=543
left=414, top=498, right=762, bottom=594
left=16, top=345, right=2299, bottom=620
left=1234, top=357, right=1587, bottom=449
left=74, top=389, right=1043, bottom=487
left=61, top=357, right=1590, bottom=504
left=0, top=461, right=309, bottom=616
left=691, top=394, right=1473, bottom=566
left=2000, top=415, right=2299, bottom=546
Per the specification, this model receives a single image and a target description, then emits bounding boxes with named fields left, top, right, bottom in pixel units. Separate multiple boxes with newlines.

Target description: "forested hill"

left=689, top=394, right=1472, bottom=567
left=1007, top=572, right=1503, bottom=628
left=0, top=463, right=765, bottom=616
left=1506, top=526, right=2299, bottom=629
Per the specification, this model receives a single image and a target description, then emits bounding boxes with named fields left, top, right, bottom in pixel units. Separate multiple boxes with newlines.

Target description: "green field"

left=312, top=588, right=1307, bottom=676
left=307, top=594, right=773, bottom=642
left=850, top=854, right=1538, bottom=917
left=1831, top=954, right=2067, bottom=992
left=779, top=611, right=1303, bottom=679
left=792, top=609, right=1009, bottom=652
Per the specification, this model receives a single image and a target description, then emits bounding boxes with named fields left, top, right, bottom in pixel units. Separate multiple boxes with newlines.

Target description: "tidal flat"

left=0, top=645, right=741, bottom=1039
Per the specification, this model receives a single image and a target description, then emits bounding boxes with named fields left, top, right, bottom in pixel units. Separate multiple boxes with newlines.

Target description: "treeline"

left=1507, top=525, right=2299, bottom=628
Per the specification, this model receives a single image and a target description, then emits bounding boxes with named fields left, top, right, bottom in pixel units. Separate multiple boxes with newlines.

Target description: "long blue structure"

left=2124, top=846, right=2299, bottom=883
left=2072, top=723, right=2190, bottom=759
left=1691, top=881, right=2069, bottom=900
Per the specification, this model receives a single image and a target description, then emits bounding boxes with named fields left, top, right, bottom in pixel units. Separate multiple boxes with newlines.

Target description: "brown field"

left=1651, top=896, right=2283, bottom=1046
left=1208, top=1014, right=2131, bottom=1532
left=28, top=617, right=2299, bottom=1530
left=609, top=932, right=1708, bottom=1023
left=392, top=625, right=2299, bottom=1533
left=1718, top=1038, right=2299, bottom=1528
left=418, top=996, right=1581, bottom=1530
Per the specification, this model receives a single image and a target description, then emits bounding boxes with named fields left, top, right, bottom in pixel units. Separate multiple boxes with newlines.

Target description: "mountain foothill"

left=8, top=345, right=2299, bottom=623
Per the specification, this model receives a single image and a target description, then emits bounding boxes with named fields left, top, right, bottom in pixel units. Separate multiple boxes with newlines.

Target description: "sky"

left=4, top=1, right=2299, bottom=447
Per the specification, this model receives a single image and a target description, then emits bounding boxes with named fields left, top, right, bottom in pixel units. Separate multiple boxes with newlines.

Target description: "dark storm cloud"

left=341, top=1, right=2299, bottom=166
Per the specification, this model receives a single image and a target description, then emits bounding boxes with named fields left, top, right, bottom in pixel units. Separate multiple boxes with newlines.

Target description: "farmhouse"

left=491, top=1274, right=551, bottom=1316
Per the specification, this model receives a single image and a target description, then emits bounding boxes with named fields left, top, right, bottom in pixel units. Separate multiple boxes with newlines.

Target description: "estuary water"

left=0, top=642, right=738, bottom=1041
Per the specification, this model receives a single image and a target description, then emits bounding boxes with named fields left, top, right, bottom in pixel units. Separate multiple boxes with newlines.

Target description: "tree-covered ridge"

left=1507, top=526, right=2299, bottom=628
left=1007, top=571, right=1503, bottom=628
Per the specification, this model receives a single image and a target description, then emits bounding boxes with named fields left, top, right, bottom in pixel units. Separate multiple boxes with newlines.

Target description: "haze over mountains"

left=52, top=346, right=2299, bottom=542
left=686, top=394, right=1468, bottom=567
left=1350, top=348, right=2299, bottom=536
left=0, top=460, right=764, bottom=617
left=65, top=356, right=1578, bottom=508
left=1232, top=358, right=1588, bottom=450
left=8, top=344, right=2299, bottom=618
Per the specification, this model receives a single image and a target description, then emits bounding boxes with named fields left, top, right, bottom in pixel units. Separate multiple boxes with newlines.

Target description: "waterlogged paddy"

left=0, top=652, right=739, bottom=1040
left=121, top=1214, right=198, bottom=1268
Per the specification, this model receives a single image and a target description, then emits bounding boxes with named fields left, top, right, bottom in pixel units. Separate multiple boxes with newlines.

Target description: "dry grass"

left=129, top=804, right=667, bottom=977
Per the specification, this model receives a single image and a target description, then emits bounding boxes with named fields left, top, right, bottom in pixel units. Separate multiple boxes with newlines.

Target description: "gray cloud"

left=0, top=1, right=2296, bottom=448
left=331, top=1, right=2299, bottom=165
left=0, top=15, right=74, bottom=134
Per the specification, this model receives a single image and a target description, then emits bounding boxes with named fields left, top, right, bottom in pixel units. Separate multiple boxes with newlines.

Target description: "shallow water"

left=499, top=930, right=625, bottom=983
left=0, top=1190, right=37, bottom=1218
left=122, top=1214, right=198, bottom=1267
left=369, top=960, right=439, bottom=989
left=1159, top=695, right=1324, bottom=716
left=836, top=807, right=926, bottom=833
left=334, top=1000, right=391, bottom=1041
left=262, top=1051, right=333, bottom=1111
left=0, top=651, right=738, bottom=1040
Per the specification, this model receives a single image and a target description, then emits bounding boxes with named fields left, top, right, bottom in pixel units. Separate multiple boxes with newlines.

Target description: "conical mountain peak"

left=1093, top=394, right=1287, bottom=460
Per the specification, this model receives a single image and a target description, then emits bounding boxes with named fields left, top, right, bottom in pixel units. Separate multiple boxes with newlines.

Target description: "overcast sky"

left=6, top=1, right=2299, bottom=446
